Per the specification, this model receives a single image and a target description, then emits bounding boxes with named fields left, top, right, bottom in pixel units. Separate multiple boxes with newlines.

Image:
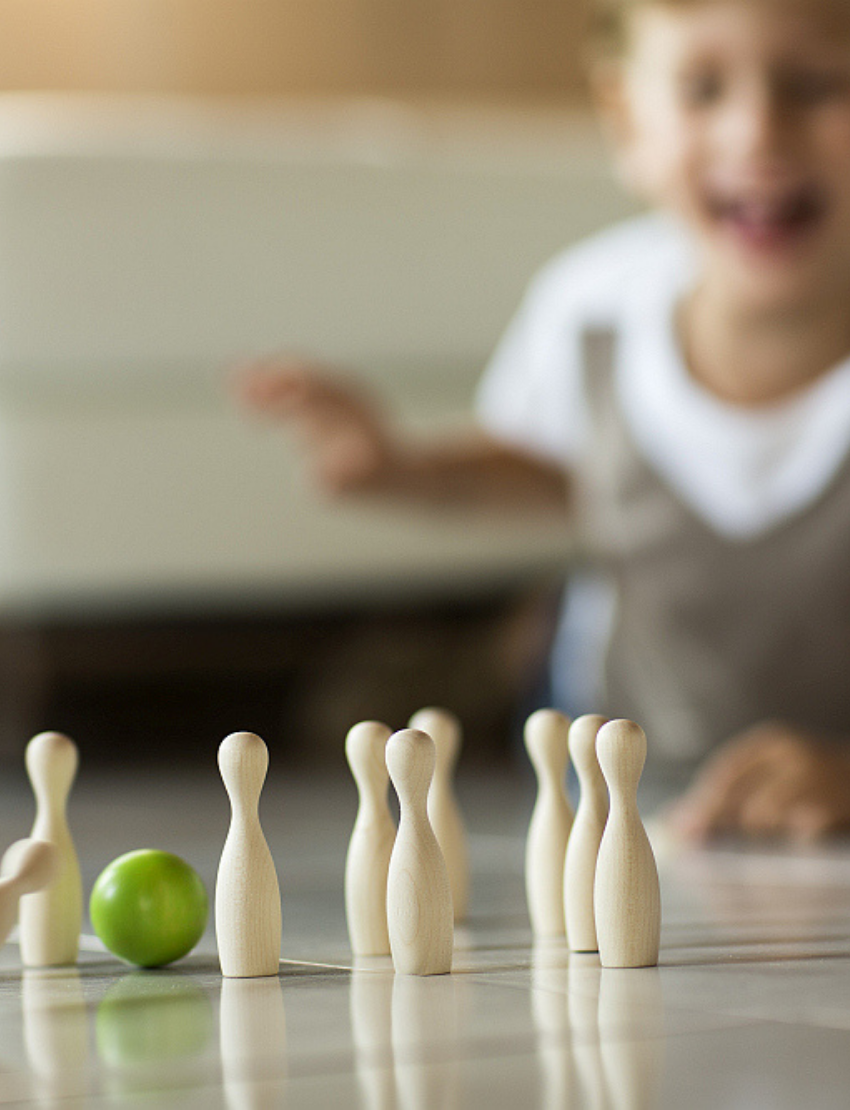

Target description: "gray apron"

left=571, top=329, right=850, bottom=762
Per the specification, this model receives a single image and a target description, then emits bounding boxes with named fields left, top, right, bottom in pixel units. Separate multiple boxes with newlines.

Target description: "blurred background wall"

left=0, top=1, right=622, bottom=771
left=0, top=0, right=591, bottom=100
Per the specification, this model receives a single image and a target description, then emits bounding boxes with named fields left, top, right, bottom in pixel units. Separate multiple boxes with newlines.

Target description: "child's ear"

left=591, top=59, right=642, bottom=193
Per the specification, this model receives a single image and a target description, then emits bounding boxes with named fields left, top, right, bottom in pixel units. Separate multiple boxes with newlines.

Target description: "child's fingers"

left=673, top=729, right=773, bottom=811
left=313, top=427, right=395, bottom=494
left=787, top=805, right=829, bottom=842
left=786, top=803, right=841, bottom=843
left=231, top=358, right=313, bottom=414
left=668, top=766, right=762, bottom=840
left=687, top=723, right=796, bottom=791
left=668, top=741, right=779, bottom=839
left=234, top=360, right=333, bottom=413
left=232, top=360, right=395, bottom=465
left=232, top=356, right=370, bottom=418
left=736, top=770, right=808, bottom=836
left=667, top=726, right=813, bottom=840
left=671, top=724, right=850, bottom=842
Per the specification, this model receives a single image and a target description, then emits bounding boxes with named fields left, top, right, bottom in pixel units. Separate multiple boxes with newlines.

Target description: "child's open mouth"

left=706, top=186, right=827, bottom=253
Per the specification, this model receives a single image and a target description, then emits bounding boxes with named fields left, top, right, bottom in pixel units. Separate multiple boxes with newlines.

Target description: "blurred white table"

left=0, top=92, right=641, bottom=617
left=0, top=91, right=643, bottom=758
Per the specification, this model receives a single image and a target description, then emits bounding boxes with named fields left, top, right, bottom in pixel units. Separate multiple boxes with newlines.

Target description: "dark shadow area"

left=0, top=582, right=562, bottom=771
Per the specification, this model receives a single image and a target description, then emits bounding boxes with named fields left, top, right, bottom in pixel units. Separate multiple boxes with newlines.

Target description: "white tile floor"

left=0, top=766, right=849, bottom=1107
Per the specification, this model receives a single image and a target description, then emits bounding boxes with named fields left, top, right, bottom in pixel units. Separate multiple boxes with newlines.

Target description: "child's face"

left=609, top=1, right=850, bottom=309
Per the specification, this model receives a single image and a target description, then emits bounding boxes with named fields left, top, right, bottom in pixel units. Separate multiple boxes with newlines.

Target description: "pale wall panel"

left=0, top=0, right=591, bottom=98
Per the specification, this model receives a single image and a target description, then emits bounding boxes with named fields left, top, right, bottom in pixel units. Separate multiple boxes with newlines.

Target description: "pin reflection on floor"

left=220, top=975, right=287, bottom=1110
left=567, top=953, right=607, bottom=1110
left=598, top=969, right=665, bottom=1110
left=531, top=940, right=572, bottom=1110
left=391, top=972, right=463, bottom=1110
left=350, top=957, right=395, bottom=1110
left=22, top=968, right=88, bottom=1104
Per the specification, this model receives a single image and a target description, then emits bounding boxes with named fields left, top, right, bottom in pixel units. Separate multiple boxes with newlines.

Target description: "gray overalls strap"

left=572, top=328, right=850, bottom=762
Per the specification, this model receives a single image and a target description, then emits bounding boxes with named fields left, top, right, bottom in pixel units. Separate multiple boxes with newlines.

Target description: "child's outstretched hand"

left=666, top=723, right=850, bottom=843
left=233, top=356, right=571, bottom=512
left=233, top=357, right=402, bottom=496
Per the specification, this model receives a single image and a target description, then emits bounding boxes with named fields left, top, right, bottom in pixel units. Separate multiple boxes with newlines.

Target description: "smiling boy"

left=237, top=0, right=850, bottom=841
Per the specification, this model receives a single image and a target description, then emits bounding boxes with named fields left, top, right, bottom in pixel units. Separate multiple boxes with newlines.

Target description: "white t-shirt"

left=476, top=212, right=850, bottom=717
left=476, top=212, right=850, bottom=540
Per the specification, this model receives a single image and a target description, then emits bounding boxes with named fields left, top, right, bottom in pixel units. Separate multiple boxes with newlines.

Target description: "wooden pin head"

left=25, top=733, right=78, bottom=807
left=596, top=720, right=647, bottom=796
left=346, top=722, right=392, bottom=795
left=524, top=709, right=570, bottom=780
left=408, top=709, right=460, bottom=776
left=386, top=729, right=435, bottom=808
left=568, top=715, right=608, bottom=781
left=218, top=732, right=269, bottom=811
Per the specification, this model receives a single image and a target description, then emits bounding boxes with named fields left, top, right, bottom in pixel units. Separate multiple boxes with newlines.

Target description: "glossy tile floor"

left=1, top=764, right=849, bottom=1107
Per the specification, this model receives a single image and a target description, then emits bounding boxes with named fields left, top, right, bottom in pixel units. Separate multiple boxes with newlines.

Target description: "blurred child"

left=237, top=0, right=850, bottom=841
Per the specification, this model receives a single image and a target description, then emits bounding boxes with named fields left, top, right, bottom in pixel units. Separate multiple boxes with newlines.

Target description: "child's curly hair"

left=590, top=0, right=691, bottom=58
left=592, top=0, right=850, bottom=58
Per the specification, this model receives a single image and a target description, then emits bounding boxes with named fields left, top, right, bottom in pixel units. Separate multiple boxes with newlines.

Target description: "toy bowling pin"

left=385, top=729, right=453, bottom=976
left=216, top=732, right=282, bottom=978
left=594, top=720, right=660, bottom=968
left=20, top=732, right=82, bottom=966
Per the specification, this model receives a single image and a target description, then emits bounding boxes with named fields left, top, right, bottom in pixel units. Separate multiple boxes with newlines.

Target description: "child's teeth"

left=734, top=198, right=802, bottom=227
left=740, top=203, right=777, bottom=224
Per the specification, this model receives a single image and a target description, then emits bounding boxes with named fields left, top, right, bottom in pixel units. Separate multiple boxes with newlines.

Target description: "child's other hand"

left=666, top=723, right=850, bottom=843
left=232, top=356, right=400, bottom=496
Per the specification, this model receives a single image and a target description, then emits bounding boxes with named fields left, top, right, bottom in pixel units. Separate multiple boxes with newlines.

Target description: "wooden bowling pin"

left=385, top=729, right=453, bottom=976
left=594, top=720, right=661, bottom=968
left=20, top=732, right=83, bottom=966
left=0, top=839, right=58, bottom=947
left=345, top=720, right=395, bottom=957
left=564, top=715, right=608, bottom=952
left=409, top=707, right=469, bottom=923
left=216, top=732, right=282, bottom=978
left=524, top=709, right=573, bottom=938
